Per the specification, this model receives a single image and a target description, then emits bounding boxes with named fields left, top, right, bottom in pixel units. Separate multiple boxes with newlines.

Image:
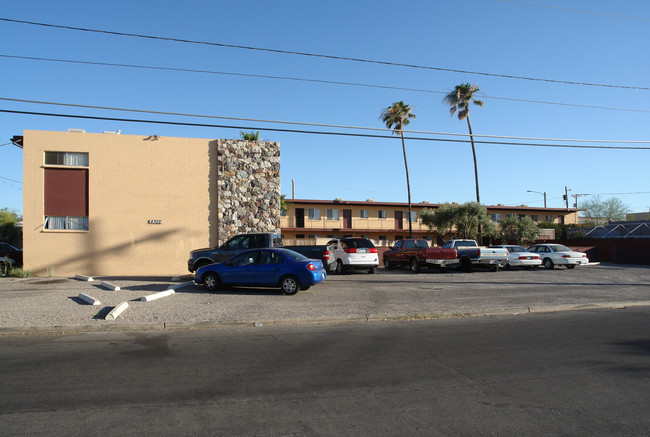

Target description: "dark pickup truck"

left=188, top=233, right=283, bottom=272
left=383, top=239, right=458, bottom=273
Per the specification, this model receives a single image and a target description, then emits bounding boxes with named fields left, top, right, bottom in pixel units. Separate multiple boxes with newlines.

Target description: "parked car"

left=0, top=242, right=22, bottom=266
left=194, top=248, right=326, bottom=295
left=284, top=244, right=336, bottom=273
left=188, top=233, right=283, bottom=272
left=527, top=244, right=589, bottom=269
left=383, top=239, right=458, bottom=273
left=441, top=239, right=508, bottom=271
left=490, top=245, right=541, bottom=270
left=327, top=237, right=379, bottom=274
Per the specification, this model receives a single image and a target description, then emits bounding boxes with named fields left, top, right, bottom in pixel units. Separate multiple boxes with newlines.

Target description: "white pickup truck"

left=441, top=239, right=508, bottom=272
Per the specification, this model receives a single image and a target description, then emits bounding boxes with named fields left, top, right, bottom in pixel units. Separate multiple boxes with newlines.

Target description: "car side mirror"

left=225, top=260, right=233, bottom=266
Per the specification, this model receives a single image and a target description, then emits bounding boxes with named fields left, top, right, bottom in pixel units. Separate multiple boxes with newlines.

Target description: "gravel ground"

left=1, top=263, right=649, bottom=332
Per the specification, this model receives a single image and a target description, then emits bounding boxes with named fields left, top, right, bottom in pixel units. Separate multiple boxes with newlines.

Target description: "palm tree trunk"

left=400, top=132, right=413, bottom=238
left=466, top=116, right=480, bottom=204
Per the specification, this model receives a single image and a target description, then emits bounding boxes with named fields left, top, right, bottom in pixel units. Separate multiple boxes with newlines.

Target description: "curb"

left=2, top=301, right=649, bottom=336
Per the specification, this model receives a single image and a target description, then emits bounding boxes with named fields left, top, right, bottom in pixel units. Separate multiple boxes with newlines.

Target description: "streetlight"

left=527, top=190, right=547, bottom=208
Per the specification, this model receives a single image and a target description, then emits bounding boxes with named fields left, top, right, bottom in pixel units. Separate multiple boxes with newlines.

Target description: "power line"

left=2, top=54, right=650, bottom=114
left=3, top=108, right=650, bottom=150
left=1, top=17, right=649, bottom=91
left=0, top=175, right=22, bottom=184
left=3, top=97, right=650, bottom=144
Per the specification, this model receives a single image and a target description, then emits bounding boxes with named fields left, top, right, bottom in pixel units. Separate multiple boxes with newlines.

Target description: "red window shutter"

left=44, top=168, right=88, bottom=216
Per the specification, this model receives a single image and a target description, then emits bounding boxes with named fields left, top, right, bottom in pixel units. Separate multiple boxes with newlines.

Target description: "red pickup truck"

left=383, top=239, right=459, bottom=273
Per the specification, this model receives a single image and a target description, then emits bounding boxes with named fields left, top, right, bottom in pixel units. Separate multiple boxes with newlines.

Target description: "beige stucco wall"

left=23, top=130, right=221, bottom=276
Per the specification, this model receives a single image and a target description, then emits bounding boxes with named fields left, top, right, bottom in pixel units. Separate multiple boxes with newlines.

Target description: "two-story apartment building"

left=280, top=199, right=578, bottom=245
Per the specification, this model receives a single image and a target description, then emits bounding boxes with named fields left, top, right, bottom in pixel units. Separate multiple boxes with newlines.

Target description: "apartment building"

left=280, top=199, right=578, bottom=245
left=20, top=129, right=281, bottom=276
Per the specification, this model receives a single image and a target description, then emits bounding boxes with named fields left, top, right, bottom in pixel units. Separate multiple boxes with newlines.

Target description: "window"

left=280, top=210, right=286, bottom=217
left=518, top=214, right=525, bottom=219
left=360, top=209, right=368, bottom=219
left=531, top=214, right=538, bottom=222
left=506, top=213, right=514, bottom=219
left=308, top=208, right=321, bottom=220
left=296, top=234, right=305, bottom=239
left=491, top=214, right=502, bottom=222
left=407, top=211, right=417, bottom=222
left=326, top=209, right=339, bottom=220
left=44, top=152, right=88, bottom=167
left=44, top=216, right=88, bottom=230
left=545, top=215, right=552, bottom=222
left=44, top=166, right=89, bottom=232
left=378, top=210, right=386, bottom=219
left=378, top=235, right=386, bottom=240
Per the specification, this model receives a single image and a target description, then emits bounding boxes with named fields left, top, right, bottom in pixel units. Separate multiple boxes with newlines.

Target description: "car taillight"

left=344, top=248, right=357, bottom=253
left=533, top=255, right=539, bottom=259
left=518, top=256, right=527, bottom=260
left=582, top=254, right=587, bottom=258
left=562, top=255, right=571, bottom=258
left=307, top=263, right=316, bottom=271
left=369, top=248, right=378, bottom=253
left=322, top=250, right=330, bottom=260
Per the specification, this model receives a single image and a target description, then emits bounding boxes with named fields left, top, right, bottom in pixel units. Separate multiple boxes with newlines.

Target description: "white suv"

left=327, top=237, right=379, bottom=274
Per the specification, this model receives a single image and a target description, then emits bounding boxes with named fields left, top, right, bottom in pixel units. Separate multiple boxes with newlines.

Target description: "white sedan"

left=491, top=245, right=541, bottom=269
left=527, top=244, right=589, bottom=269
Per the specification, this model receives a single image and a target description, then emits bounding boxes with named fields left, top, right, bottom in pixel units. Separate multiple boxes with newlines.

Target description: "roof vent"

left=334, top=198, right=343, bottom=202
left=68, top=128, right=85, bottom=133
left=366, top=199, right=374, bottom=202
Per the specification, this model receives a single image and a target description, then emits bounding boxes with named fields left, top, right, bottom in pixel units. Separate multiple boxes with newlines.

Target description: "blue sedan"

left=194, top=248, right=327, bottom=295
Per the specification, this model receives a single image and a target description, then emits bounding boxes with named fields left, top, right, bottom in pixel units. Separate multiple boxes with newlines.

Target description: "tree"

left=581, top=196, right=630, bottom=225
left=240, top=131, right=260, bottom=141
left=498, top=215, right=539, bottom=245
left=421, top=202, right=496, bottom=241
left=443, top=83, right=484, bottom=203
left=280, top=194, right=289, bottom=214
left=0, top=208, right=22, bottom=246
left=380, top=101, right=416, bottom=237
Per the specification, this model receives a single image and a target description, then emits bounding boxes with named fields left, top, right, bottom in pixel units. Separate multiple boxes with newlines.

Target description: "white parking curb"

left=105, top=301, right=129, bottom=320
left=141, top=290, right=175, bottom=302
left=74, top=274, right=94, bottom=282
left=77, top=293, right=101, bottom=306
left=167, top=281, right=194, bottom=290
left=100, top=281, right=120, bottom=291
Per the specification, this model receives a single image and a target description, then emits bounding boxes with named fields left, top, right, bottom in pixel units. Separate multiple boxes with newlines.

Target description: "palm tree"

left=380, top=101, right=416, bottom=238
left=240, top=131, right=260, bottom=141
left=443, top=83, right=484, bottom=203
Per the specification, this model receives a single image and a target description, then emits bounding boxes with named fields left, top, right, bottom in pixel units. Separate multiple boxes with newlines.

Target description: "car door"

left=218, top=251, right=258, bottom=286
left=253, top=250, right=285, bottom=286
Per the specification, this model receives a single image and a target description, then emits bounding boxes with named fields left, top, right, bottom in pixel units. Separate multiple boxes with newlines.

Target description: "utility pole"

left=563, top=186, right=570, bottom=210
left=571, top=193, right=589, bottom=209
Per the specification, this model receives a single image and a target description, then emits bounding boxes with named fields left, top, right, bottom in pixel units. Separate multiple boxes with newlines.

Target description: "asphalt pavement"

left=1, top=262, right=649, bottom=335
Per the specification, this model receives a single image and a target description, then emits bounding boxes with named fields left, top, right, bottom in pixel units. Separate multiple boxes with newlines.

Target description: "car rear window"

left=342, top=238, right=375, bottom=249
left=279, top=248, right=310, bottom=261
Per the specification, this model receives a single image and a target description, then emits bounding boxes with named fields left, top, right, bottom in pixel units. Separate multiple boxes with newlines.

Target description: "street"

left=1, top=307, right=649, bottom=436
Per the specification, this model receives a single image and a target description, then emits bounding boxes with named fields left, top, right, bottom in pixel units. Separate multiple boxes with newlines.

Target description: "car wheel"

left=335, top=260, right=345, bottom=275
left=280, top=275, right=300, bottom=295
left=490, top=264, right=500, bottom=272
left=566, top=264, right=576, bottom=269
left=543, top=258, right=554, bottom=269
left=194, top=259, right=212, bottom=272
left=202, top=272, right=220, bottom=291
left=368, top=266, right=377, bottom=274
left=301, top=285, right=311, bottom=291
left=409, top=258, right=420, bottom=273
left=384, top=258, right=392, bottom=269
left=504, top=263, right=511, bottom=270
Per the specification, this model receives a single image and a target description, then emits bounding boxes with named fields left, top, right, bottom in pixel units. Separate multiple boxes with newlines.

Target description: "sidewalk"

left=1, top=264, right=649, bottom=334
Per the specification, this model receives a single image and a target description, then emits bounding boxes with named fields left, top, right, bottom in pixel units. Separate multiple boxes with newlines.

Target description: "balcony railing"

left=280, top=217, right=428, bottom=231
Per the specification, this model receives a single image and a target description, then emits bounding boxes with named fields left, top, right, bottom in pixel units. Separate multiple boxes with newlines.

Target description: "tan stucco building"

left=21, top=130, right=280, bottom=276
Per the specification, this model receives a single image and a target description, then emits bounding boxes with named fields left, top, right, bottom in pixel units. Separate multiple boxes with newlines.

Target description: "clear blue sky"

left=1, top=0, right=649, bottom=216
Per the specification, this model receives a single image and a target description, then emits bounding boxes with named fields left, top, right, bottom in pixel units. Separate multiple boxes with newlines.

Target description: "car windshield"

left=548, top=244, right=571, bottom=252
left=342, top=238, right=375, bottom=249
left=278, top=248, right=310, bottom=261
left=508, top=246, right=526, bottom=253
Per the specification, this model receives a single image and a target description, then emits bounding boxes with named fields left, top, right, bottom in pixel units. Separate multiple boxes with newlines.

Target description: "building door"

left=343, top=209, right=352, bottom=228
left=395, top=211, right=403, bottom=230
left=296, top=208, right=305, bottom=228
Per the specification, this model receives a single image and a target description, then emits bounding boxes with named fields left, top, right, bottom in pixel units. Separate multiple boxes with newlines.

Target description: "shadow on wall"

left=208, top=140, right=219, bottom=248
left=31, top=221, right=184, bottom=276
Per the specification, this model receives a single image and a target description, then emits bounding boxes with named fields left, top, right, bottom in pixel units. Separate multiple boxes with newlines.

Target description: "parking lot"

left=0, top=263, right=649, bottom=332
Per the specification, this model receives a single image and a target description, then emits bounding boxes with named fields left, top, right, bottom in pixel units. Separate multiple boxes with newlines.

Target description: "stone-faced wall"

left=216, top=139, right=281, bottom=244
